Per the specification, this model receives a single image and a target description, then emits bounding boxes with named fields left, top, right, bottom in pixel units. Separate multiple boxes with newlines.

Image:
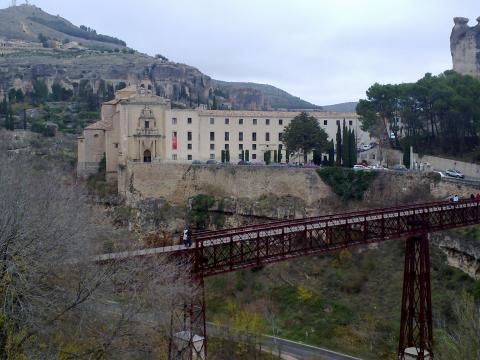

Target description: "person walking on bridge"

left=183, top=227, right=192, bottom=248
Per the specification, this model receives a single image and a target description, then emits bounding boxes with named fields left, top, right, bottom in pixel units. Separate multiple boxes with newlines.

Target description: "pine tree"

left=335, top=122, right=342, bottom=166
left=278, top=145, right=282, bottom=163
left=221, top=150, right=226, bottom=163
left=273, top=150, right=278, bottom=163
left=245, top=150, right=250, bottom=162
left=212, top=96, right=218, bottom=110
left=225, top=150, right=230, bottom=163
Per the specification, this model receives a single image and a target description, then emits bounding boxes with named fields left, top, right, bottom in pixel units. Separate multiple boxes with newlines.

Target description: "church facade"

left=77, top=80, right=370, bottom=181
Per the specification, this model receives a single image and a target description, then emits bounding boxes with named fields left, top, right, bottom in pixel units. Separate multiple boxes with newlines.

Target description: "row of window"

left=173, top=153, right=261, bottom=161
left=208, top=132, right=280, bottom=142
left=171, top=117, right=354, bottom=126
left=184, top=143, right=281, bottom=151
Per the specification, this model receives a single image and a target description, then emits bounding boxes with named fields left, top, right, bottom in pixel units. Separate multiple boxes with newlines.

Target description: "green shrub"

left=189, top=194, right=215, bottom=230
left=317, top=167, right=377, bottom=201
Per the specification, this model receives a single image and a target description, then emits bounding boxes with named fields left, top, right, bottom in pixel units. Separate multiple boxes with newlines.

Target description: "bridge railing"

left=194, top=200, right=480, bottom=276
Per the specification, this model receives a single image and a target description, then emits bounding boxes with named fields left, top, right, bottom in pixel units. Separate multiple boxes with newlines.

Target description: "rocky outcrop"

left=450, top=17, right=480, bottom=78
left=435, top=234, right=480, bottom=280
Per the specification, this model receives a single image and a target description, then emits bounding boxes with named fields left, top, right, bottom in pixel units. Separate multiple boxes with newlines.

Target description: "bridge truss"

left=168, top=200, right=480, bottom=360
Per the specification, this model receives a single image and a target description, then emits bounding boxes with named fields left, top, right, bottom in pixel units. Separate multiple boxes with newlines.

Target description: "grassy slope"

left=206, top=235, right=480, bottom=359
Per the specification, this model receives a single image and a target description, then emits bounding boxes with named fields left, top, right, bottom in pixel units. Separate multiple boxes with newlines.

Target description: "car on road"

left=432, top=170, right=446, bottom=178
left=206, top=159, right=218, bottom=165
left=361, top=144, right=372, bottom=151
left=368, top=164, right=386, bottom=170
left=237, top=160, right=251, bottom=165
left=191, top=160, right=203, bottom=165
left=445, top=169, right=464, bottom=179
left=353, top=164, right=369, bottom=170
left=391, top=164, right=408, bottom=172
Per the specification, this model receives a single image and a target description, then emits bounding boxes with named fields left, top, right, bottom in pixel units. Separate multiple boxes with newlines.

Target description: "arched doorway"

left=143, top=149, right=152, bottom=163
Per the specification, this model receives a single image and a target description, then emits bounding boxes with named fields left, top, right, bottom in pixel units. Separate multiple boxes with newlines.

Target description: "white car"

left=361, top=144, right=372, bottom=151
left=353, top=164, right=368, bottom=170
left=445, top=169, right=465, bottom=179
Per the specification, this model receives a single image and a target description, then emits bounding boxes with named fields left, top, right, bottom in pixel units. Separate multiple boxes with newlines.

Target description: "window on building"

left=278, top=133, right=283, bottom=141
left=188, top=143, right=192, bottom=150
left=210, top=132, right=215, bottom=141
left=266, top=119, right=270, bottom=125
left=324, top=120, right=328, bottom=126
left=187, top=131, right=192, bottom=141
left=188, top=155, right=192, bottom=160
left=252, top=154, right=257, bottom=160
left=172, top=117, right=177, bottom=125
left=252, top=132, right=257, bottom=141
left=225, top=132, right=229, bottom=141
left=144, top=120, right=150, bottom=129
left=225, top=144, right=229, bottom=150
left=252, top=144, right=257, bottom=150
left=187, top=117, right=192, bottom=124
left=253, top=118, right=257, bottom=125
left=210, top=154, right=215, bottom=159
left=239, top=132, right=243, bottom=141
left=210, top=117, right=214, bottom=124
left=279, top=144, right=283, bottom=150
left=239, top=118, right=244, bottom=125
left=210, top=144, right=215, bottom=150
left=143, top=150, right=151, bottom=163
left=225, top=118, right=229, bottom=124
left=94, top=134, right=99, bottom=138
left=279, top=119, right=283, bottom=125
left=172, top=154, right=177, bottom=160
left=239, top=144, right=243, bottom=150
left=349, top=120, right=353, bottom=126
left=265, top=132, right=270, bottom=141
left=114, top=143, right=119, bottom=148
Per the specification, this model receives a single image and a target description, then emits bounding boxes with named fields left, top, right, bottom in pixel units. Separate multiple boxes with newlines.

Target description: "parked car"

left=389, top=132, right=396, bottom=139
left=432, top=171, right=446, bottom=178
left=361, top=144, right=372, bottom=151
left=353, top=164, right=368, bottom=171
left=445, top=169, right=465, bottom=179
left=391, top=164, right=408, bottom=172
left=191, top=160, right=203, bottom=165
left=237, top=160, right=251, bottom=165
left=368, top=164, right=385, bottom=170
left=206, top=159, right=218, bottom=165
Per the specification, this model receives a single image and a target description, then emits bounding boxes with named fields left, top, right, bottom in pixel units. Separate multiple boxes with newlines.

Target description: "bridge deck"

left=97, top=200, right=480, bottom=276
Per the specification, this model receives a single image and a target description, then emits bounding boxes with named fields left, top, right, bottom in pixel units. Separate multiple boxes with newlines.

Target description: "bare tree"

left=0, top=151, right=192, bottom=359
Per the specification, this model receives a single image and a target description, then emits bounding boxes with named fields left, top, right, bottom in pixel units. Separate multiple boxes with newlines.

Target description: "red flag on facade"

left=172, top=132, right=177, bottom=150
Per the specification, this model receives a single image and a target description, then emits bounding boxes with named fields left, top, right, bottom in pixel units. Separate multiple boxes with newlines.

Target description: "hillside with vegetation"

left=0, top=4, right=322, bottom=112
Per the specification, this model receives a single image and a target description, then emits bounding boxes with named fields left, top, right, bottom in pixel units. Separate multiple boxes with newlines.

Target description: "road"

left=261, top=335, right=363, bottom=360
left=207, top=323, right=362, bottom=360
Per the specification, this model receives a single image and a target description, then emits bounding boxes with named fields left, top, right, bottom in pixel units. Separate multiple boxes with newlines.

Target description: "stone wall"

left=121, top=163, right=333, bottom=211
left=414, top=154, right=480, bottom=178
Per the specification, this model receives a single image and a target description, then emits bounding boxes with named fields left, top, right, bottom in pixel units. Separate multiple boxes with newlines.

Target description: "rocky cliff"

left=0, top=5, right=320, bottom=110
left=451, top=16, right=480, bottom=78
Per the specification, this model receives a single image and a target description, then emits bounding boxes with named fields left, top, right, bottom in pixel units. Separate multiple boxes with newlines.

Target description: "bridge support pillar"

left=398, top=234, right=433, bottom=360
left=169, top=276, right=207, bottom=360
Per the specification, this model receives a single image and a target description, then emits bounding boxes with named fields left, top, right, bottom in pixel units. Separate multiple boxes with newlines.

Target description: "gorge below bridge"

left=98, top=199, right=480, bottom=360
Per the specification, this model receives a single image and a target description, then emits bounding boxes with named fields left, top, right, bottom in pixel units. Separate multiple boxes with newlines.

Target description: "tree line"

left=356, top=70, right=480, bottom=158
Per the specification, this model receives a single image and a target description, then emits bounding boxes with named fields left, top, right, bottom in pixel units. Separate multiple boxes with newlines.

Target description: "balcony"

left=135, top=128, right=160, bottom=137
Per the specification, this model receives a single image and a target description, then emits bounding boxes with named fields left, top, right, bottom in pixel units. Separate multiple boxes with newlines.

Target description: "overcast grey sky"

left=1, top=0, right=479, bottom=105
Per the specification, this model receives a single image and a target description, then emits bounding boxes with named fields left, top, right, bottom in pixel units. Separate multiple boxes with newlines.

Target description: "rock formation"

left=450, top=16, right=480, bottom=78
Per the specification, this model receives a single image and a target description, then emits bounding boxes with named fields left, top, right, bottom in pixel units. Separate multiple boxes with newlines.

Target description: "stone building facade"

left=77, top=80, right=370, bottom=183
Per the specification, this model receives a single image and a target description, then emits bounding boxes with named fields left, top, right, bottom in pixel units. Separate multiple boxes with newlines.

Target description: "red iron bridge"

left=98, top=199, right=480, bottom=360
